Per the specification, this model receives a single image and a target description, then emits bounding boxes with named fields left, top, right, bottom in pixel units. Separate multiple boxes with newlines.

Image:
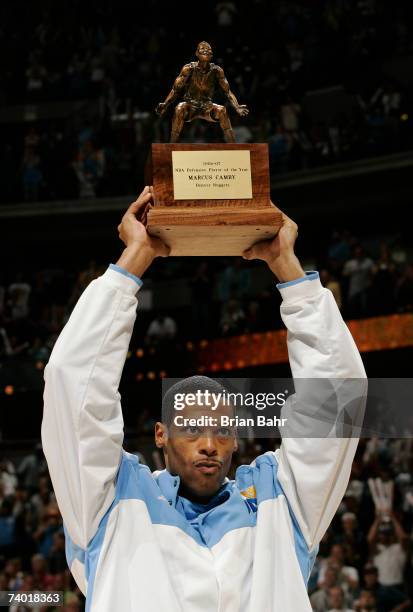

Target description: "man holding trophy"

left=42, top=184, right=366, bottom=611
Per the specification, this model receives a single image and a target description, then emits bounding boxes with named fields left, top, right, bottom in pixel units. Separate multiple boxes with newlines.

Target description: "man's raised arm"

left=155, top=64, right=192, bottom=117
left=243, top=212, right=366, bottom=552
left=41, top=188, right=169, bottom=559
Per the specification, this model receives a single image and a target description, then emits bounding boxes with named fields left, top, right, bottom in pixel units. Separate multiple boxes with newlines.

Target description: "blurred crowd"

left=1, top=0, right=413, bottom=203
left=0, top=231, right=412, bottom=380
left=1, top=437, right=413, bottom=611
left=0, top=447, right=83, bottom=610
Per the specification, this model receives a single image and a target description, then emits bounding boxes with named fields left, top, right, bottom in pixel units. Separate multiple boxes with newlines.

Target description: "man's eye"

left=216, top=427, right=231, bottom=437
left=183, top=426, right=200, bottom=435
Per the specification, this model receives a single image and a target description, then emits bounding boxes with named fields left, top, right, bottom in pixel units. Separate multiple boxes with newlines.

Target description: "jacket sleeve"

left=41, top=267, right=140, bottom=550
left=274, top=272, right=367, bottom=552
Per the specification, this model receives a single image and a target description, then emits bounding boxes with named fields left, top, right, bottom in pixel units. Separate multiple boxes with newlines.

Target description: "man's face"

left=358, top=590, right=376, bottom=610
left=324, top=567, right=338, bottom=588
left=364, top=570, right=378, bottom=588
left=155, top=402, right=237, bottom=502
left=328, top=586, right=344, bottom=609
left=196, top=43, right=213, bottom=62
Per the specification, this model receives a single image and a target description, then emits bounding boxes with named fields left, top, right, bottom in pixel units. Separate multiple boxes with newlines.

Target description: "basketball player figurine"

left=155, top=41, right=249, bottom=143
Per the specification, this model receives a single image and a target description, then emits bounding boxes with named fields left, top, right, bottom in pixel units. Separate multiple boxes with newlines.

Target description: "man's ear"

left=155, top=422, right=168, bottom=450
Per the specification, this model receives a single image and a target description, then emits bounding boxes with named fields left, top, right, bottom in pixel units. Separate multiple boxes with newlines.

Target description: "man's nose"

left=198, top=434, right=218, bottom=456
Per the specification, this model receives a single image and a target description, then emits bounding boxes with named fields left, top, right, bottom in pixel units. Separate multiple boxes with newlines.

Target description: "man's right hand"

left=116, top=187, right=170, bottom=278
left=156, top=102, right=167, bottom=116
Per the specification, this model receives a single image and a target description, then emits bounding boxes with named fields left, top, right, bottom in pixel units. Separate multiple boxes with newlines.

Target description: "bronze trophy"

left=146, top=42, right=281, bottom=256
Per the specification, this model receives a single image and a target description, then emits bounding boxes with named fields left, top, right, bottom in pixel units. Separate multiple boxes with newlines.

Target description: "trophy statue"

left=146, top=42, right=282, bottom=256
left=155, top=41, right=249, bottom=143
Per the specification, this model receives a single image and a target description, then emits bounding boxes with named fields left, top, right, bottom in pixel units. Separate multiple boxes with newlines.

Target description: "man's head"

left=378, top=521, right=394, bottom=546
left=323, top=565, right=338, bottom=588
left=357, top=589, right=377, bottom=611
left=341, top=511, right=357, bottom=534
left=328, top=586, right=345, bottom=610
left=363, top=564, right=379, bottom=589
left=196, top=42, right=213, bottom=63
left=330, top=543, right=345, bottom=564
left=155, top=376, right=237, bottom=503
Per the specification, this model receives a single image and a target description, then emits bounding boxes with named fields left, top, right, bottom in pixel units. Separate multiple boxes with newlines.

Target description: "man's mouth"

left=194, top=460, right=222, bottom=475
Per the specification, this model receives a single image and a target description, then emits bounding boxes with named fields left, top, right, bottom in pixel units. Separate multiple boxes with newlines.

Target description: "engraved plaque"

left=172, top=150, right=253, bottom=200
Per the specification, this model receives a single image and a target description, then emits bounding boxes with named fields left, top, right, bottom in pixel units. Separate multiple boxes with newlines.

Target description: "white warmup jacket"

left=41, top=266, right=366, bottom=612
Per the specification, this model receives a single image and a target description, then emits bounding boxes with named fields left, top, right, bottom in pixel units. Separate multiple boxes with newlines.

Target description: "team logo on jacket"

left=240, top=486, right=258, bottom=513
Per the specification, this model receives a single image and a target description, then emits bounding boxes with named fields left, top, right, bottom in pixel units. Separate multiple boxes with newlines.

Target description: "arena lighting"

left=35, top=361, right=45, bottom=370
left=186, top=341, right=194, bottom=351
left=136, top=348, right=144, bottom=358
left=147, top=371, right=156, bottom=380
left=135, top=373, right=144, bottom=382
left=196, top=313, right=413, bottom=371
left=159, top=370, right=167, bottom=379
left=401, top=113, right=408, bottom=121
left=199, top=339, right=208, bottom=348
left=224, top=361, right=233, bottom=370
left=4, top=385, right=14, bottom=395
left=127, top=351, right=132, bottom=359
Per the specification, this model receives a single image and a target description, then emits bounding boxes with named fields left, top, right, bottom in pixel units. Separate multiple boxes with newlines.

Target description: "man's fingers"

left=127, top=187, right=153, bottom=215
left=242, top=239, right=272, bottom=261
left=150, top=236, right=170, bottom=258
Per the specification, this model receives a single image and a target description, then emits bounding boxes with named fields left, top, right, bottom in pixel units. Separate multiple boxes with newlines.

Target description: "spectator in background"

left=217, top=259, right=251, bottom=303
left=33, top=505, right=62, bottom=558
left=328, top=231, right=353, bottom=267
left=25, top=58, right=48, bottom=100
left=327, top=585, right=356, bottom=612
left=7, top=274, right=31, bottom=320
left=354, top=589, right=378, bottom=611
left=367, top=515, right=408, bottom=590
left=320, top=269, right=343, bottom=310
left=396, top=264, right=413, bottom=312
left=30, top=476, right=55, bottom=525
left=244, top=300, right=261, bottom=333
left=30, top=553, right=54, bottom=590
left=342, top=245, right=374, bottom=317
left=338, top=512, right=366, bottom=572
left=311, top=565, right=340, bottom=612
left=269, top=124, right=293, bottom=173
left=317, top=544, right=359, bottom=597
left=0, top=461, right=17, bottom=497
left=220, top=298, right=246, bottom=336
left=280, top=95, right=301, bottom=134
left=48, top=531, right=67, bottom=574
left=17, top=445, right=45, bottom=495
left=73, top=140, right=104, bottom=198
left=146, top=313, right=177, bottom=347
left=0, top=499, right=16, bottom=559
left=362, top=564, right=411, bottom=612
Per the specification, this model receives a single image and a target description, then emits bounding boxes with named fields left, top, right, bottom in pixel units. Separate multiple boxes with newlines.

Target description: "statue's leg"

left=212, top=105, right=235, bottom=143
left=171, top=103, right=190, bottom=143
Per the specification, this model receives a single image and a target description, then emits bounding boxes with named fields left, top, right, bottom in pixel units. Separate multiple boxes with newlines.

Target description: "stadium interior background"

left=1, top=1, right=413, bottom=610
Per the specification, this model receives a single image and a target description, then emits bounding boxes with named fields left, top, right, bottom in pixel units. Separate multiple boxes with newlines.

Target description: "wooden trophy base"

left=146, top=143, right=282, bottom=256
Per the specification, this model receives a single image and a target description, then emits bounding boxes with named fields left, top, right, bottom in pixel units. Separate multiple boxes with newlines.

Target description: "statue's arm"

left=156, top=64, right=192, bottom=115
left=217, top=67, right=249, bottom=117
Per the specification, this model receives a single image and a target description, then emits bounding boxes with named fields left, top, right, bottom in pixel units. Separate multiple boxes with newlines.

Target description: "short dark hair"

left=162, top=376, right=228, bottom=426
